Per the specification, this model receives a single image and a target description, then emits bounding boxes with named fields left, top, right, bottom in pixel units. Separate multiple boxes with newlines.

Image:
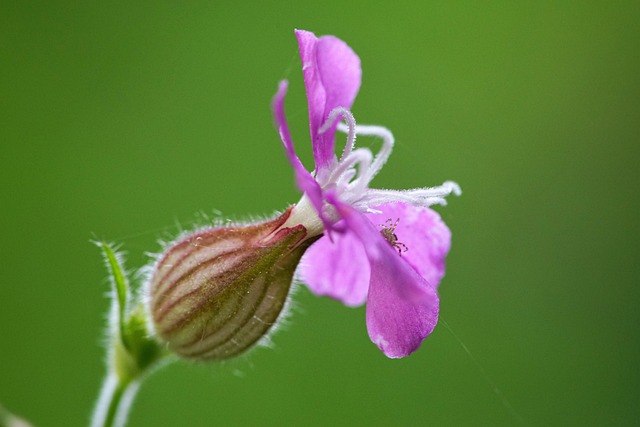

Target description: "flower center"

left=283, top=107, right=461, bottom=238
left=317, top=107, right=462, bottom=215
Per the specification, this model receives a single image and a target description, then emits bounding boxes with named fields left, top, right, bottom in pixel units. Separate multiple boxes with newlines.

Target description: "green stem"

left=93, top=244, right=166, bottom=426
left=91, top=373, right=140, bottom=427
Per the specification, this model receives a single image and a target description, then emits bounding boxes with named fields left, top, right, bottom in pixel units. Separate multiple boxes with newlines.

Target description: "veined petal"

left=295, top=30, right=324, bottom=157
left=298, top=222, right=369, bottom=307
left=329, top=197, right=440, bottom=358
left=366, top=203, right=451, bottom=289
left=365, top=251, right=439, bottom=358
left=295, top=29, right=361, bottom=170
left=272, top=81, right=325, bottom=213
left=315, top=35, right=361, bottom=156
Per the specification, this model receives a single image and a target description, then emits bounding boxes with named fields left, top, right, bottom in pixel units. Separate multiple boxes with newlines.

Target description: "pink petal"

left=298, top=222, right=369, bottom=307
left=329, top=197, right=440, bottom=358
left=365, top=253, right=439, bottom=358
left=295, top=30, right=324, bottom=158
left=366, top=203, right=452, bottom=289
left=295, top=29, right=361, bottom=170
left=272, top=81, right=325, bottom=216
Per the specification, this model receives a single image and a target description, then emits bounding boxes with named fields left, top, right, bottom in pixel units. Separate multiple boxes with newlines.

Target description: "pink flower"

left=273, top=29, right=460, bottom=358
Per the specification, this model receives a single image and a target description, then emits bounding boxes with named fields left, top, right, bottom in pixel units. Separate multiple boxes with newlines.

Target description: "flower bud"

left=147, top=208, right=317, bottom=361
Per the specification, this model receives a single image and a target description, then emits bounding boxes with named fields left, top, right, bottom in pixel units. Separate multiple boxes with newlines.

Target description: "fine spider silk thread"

left=440, top=318, right=525, bottom=425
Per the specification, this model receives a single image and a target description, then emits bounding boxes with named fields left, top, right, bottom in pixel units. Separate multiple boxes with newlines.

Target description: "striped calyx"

left=147, top=208, right=317, bottom=361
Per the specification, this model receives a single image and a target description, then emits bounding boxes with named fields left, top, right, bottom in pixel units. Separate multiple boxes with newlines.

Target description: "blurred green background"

left=1, top=1, right=638, bottom=426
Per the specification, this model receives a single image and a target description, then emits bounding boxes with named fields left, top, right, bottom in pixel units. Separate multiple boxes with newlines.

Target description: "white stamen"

left=366, top=181, right=462, bottom=202
left=327, top=148, right=372, bottom=190
left=296, top=106, right=460, bottom=227
left=337, top=122, right=394, bottom=187
left=319, top=107, right=356, bottom=162
left=361, top=182, right=461, bottom=208
left=336, top=168, right=357, bottom=188
left=343, top=149, right=373, bottom=196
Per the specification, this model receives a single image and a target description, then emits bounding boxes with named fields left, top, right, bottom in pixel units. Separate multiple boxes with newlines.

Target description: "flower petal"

left=315, top=35, right=362, bottom=152
left=295, top=30, right=324, bottom=156
left=366, top=203, right=452, bottom=289
left=297, top=222, right=369, bottom=307
left=272, top=80, right=325, bottom=214
left=329, top=197, right=440, bottom=358
left=366, top=252, right=439, bottom=358
left=295, top=29, right=361, bottom=170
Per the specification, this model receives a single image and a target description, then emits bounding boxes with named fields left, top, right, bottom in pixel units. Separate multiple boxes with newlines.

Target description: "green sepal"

left=96, top=241, right=131, bottom=351
left=96, top=242, right=167, bottom=383
left=115, top=303, right=166, bottom=381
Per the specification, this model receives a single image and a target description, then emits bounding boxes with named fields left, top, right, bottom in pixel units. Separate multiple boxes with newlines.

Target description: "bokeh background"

left=2, top=1, right=638, bottom=426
